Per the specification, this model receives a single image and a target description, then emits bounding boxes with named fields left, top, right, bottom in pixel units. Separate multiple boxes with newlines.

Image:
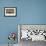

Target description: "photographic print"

left=18, top=24, right=46, bottom=41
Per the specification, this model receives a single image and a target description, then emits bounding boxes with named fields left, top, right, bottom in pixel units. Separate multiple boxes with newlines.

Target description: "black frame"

left=4, top=7, right=17, bottom=17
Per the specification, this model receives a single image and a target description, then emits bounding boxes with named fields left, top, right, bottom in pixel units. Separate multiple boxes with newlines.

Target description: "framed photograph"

left=18, top=24, right=46, bottom=42
left=4, top=7, right=17, bottom=17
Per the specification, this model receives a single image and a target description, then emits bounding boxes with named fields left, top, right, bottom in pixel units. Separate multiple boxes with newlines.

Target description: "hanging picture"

left=4, top=7, right=17, bottom=17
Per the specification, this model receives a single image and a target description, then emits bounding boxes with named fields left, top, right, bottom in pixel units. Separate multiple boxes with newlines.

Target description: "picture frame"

left=4, top=7, right=17, bottom=17
left=18, top=24, right=46, bottom=42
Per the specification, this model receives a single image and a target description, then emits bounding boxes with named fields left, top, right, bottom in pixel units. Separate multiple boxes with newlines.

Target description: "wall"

left=0, top=0, right=46, bottom=44
left=20, top=0, right=46, bottom=24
